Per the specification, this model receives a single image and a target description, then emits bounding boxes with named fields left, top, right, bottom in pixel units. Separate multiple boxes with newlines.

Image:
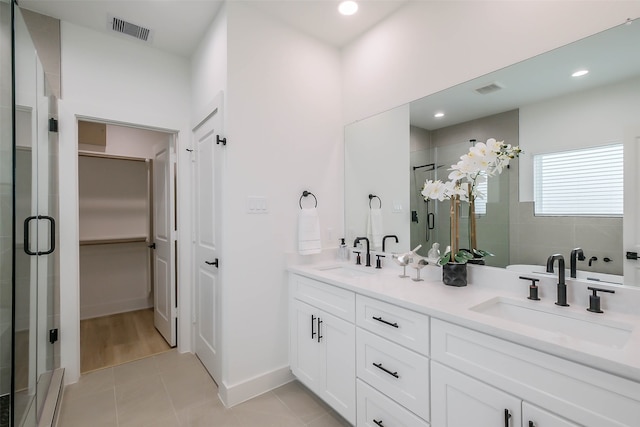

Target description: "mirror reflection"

left=345, top=19, right=640, bottom=285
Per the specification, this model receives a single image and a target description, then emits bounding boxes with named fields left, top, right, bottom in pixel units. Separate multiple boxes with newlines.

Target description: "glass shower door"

left=13, top=5, right=59, bottom=426
left=0, top=0, right=14, bottom=425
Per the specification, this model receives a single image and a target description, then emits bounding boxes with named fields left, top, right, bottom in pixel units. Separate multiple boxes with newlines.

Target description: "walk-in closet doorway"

left=77, top=120, right=178, bottom=373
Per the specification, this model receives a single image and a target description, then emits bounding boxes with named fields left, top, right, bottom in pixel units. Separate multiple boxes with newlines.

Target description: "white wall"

left=59, top=21, right=192, bottom=384
left=191, top=3, right=227, bottom=123
left=342, top=1, right=640, bottom=125
left=216, top=2, right=343, bottom=405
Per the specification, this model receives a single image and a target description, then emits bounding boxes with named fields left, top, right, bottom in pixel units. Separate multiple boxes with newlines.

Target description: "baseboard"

left=80, top=298, right=152, bottom=320
left=218, top=365, right=294, bottom=408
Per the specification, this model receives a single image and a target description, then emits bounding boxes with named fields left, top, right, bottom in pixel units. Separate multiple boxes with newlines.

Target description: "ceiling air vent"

left=110, top=16, right=152, bottom=42
left=475, top=83, right=503, bottom=95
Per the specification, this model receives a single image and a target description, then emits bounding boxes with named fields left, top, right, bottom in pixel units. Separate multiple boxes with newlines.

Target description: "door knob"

left=205, top=258, right=219, bottom=268
left=148, top=243, right=156, bottom=249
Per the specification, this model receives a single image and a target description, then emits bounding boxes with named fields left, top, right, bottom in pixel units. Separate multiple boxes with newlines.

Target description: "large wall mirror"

left=345, top=19, right=640, bottom=286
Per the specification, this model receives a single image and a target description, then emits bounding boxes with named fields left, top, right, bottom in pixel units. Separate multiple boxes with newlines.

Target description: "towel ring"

left=369, top=194, right=382, bottom=209
left=299, top=191, right=318, bottom=209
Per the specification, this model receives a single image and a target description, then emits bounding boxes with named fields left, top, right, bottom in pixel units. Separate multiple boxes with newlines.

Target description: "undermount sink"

left=316, top=265, right=375, bottom=278
left=470, top=297, right=633, bottom=349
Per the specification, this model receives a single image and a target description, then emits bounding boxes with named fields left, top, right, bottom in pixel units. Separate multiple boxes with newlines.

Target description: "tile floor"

left=58, top=349, right=351, bottom=427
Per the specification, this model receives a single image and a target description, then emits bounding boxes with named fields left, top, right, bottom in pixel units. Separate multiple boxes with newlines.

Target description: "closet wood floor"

left=81, top=308, right=172, bottom=373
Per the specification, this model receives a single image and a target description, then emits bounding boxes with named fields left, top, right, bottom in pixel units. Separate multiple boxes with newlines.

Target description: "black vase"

left=442, top=262, right=467, bottom=287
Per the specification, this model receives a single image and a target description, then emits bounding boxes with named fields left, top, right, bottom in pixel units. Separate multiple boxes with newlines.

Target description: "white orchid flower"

left=422, top=179, right=449, bottom=201
left=421, top=138, right=521, bottom=205
left=486, top=138, right=503, bottom=152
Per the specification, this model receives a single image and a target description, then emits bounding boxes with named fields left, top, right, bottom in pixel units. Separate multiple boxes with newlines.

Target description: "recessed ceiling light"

left=434, top=112, right=445, bottom=118
left=572, top=70, right=589, bottom=77
left=338, top=1, right=359, bottom=16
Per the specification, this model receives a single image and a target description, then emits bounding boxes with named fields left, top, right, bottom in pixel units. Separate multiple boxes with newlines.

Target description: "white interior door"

left=152, top=141, right=176, bottom=346
left=623, top=126, right=640, bottom=286
left=193, top=103, right=223, bottom=383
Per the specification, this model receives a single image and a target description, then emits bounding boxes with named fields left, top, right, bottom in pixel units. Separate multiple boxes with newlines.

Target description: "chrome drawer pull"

left=373, top=362, right=399, bottom=378
left=373, top=419, right=385, bottom=427
left=372, top=316, right=399, bottom=328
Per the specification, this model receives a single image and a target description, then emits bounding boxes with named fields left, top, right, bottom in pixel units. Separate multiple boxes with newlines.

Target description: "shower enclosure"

left=410, top=139, right=512, bottom=267
left=1, top=2, right=61, bottom=426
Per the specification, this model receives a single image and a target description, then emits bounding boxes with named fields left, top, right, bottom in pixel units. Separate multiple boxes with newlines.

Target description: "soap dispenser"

left=338, top=238, right=349, bottom=261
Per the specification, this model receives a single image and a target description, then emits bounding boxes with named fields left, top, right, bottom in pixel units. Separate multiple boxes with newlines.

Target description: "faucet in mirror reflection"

left=367, top=194, right=383, bottom=250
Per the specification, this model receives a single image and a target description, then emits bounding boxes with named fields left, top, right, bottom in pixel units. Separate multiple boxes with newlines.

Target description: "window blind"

left=475, top=175, right=487, bottom=215
left=533, top=143, right=623, bottom=216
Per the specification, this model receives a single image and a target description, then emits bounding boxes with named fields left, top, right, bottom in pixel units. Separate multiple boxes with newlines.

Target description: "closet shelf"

left=80, top=236, right=149, bottom=246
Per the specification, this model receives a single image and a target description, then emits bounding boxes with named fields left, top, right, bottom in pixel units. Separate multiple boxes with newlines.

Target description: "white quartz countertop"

left=288, top=260, right=640, bottom=383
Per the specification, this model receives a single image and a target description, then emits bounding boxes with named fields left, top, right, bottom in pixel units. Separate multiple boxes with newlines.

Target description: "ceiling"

left=18, top=0, right=409, bottom=57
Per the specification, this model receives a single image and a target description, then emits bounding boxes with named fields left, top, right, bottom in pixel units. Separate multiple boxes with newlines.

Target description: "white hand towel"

left=298, top=208, right=322, bottom=255
left=367, top=207, right=384, bottom=250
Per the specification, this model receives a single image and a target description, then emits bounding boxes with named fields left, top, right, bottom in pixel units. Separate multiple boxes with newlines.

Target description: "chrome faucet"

left=570, top=248, right=585, bottom=278
left=354, top=237, right=371, bottom=267
left=546, top=254, right=569, bottom=306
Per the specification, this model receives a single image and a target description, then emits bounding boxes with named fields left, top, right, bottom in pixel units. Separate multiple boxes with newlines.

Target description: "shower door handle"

left=23, top=215, right=56, bottom=255
left=23, top=216, right=38, bottom=255
left=38, top=215, right=56, bottom=255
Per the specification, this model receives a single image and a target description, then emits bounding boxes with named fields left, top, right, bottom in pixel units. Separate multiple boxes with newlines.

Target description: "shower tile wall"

left=509, top=202, right=623, bottom=275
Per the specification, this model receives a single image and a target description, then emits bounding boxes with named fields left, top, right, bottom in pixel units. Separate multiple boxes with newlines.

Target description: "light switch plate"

left=247, top=196, right=268, bottom=214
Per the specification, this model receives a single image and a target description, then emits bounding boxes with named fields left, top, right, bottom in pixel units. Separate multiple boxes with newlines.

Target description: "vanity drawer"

left=290, top=274, right=355, bottom=322
left=357, top=328, right=430, bottom=421
left=357, top=379, right=430, bottom=427
left=356, top=294, right=429, bottom=355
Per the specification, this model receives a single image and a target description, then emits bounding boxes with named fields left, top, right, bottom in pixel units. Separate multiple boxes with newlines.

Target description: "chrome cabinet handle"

left=373, top=362, right=399, bottom=378
left=317, top=318, right=323, bottom=342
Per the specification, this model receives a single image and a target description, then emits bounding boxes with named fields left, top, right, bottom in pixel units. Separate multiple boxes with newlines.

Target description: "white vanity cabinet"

left=431, top=362, right=581, bottom=427
left=431, top=362, right=522, bottom=427
left=431, top=319, right=640, bottom=427
left=289, top=267, right=640, bottom=427
left=289, top=274, right=356, bottom=424
left=355, top=294, right=431, bottom=425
